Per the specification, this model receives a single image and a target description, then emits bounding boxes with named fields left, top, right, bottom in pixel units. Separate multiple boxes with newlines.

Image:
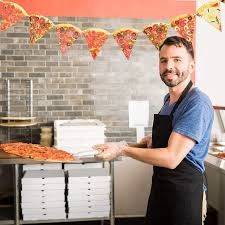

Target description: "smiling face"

left=159, top=44, right=194, bottom=87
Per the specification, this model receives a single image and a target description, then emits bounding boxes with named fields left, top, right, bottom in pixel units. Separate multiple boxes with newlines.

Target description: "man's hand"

left=139, top=135, right=152, bottom=148
left=93, top=141, right=128, bottom=161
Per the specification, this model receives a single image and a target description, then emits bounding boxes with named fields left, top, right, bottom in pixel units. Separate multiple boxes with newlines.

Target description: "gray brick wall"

left=0, top=16, right=176, bottom=144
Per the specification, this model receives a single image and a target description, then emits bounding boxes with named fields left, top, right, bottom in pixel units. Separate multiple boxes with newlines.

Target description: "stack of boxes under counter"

left=21, top=165, right=66, bottom=221
left=67, top=168, right=111, bottom=219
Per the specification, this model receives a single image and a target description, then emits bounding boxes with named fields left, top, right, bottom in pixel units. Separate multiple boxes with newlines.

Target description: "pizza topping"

left=196, top=1, right=222, bottom=31
left=0, top=0, right=28, bottom=31
left=143, top=23, right=168, bottom=49
left=56, top=24, right=81, bottom=54
left=0, top=142, right=75, bottom=162
left=170, top=13, right=196, bottom=42
left=83, top=28, right=110, bottom=59
left=29, top=15, right=54, bottom=44
left=113, top=28, right=139, bottom=59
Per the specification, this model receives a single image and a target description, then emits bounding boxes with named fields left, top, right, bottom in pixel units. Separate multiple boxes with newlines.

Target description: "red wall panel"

left=9, top=0, right=196, bottom=19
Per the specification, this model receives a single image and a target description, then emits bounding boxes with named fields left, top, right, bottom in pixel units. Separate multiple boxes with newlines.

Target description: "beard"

left=160, top=68, right=189, bottom=87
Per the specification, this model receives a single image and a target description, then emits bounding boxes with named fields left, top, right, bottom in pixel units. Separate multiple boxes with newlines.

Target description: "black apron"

left=146, top=81, right=204, bottom=225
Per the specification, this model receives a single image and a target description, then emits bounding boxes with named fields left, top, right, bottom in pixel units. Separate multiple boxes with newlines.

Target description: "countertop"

left=0, top=150, right=103, bottom=165
left=205, top=152, right=225, bottom=174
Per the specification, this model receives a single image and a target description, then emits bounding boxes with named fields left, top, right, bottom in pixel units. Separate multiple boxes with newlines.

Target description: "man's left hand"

left=93, top=141, right=127, bottom=161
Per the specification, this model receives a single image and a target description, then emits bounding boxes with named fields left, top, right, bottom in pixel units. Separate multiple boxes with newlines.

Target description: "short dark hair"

left=159, top=36, right=194, bottom=60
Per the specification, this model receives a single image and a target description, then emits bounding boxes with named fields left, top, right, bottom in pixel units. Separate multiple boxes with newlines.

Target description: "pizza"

left=217, top=152, right=225, bottom=159
left=143, top=23, right=168, bottom=49
left=170, top=13, right=196, bottom=42
left=56, top=24, right=81, bottom=54
left=29, top=15, right=54, bottom=44
left=0, top=0, right=28, bottom=31
left=0, top=142, right=75, bottom=161
left=83, top=28, right=110, bottom=59
left=113, top=28, right=139, bottom=59
left=196, top=1, right=221, bottom=31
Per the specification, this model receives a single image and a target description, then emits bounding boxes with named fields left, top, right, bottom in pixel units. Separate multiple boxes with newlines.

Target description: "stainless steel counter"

left=205, top=153, right=225, bottom=174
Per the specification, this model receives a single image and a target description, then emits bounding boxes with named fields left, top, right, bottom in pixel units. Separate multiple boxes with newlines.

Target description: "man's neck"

left=169, top=78, right=192, bottom=104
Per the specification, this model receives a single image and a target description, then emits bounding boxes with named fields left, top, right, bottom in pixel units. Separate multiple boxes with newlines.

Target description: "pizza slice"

left=29, top=15, right=54, bottom=44
left=0, top=0, right=28, bottom=31
left=83, top=28, right=110, bottom=59
left=196, top=1, right=221, bottom=31
left=143, top=23, right=168, bottom=49
left=56, top=24, right=81, bottom=54
left=170, top=13, right=196, bottom=42
left=113, top=28, right=139, bottom=59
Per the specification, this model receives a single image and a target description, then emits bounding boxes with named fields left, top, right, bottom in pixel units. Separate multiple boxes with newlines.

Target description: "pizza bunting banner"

left=83, top=28, right=110, bottom=59
left=113, top=28, right=139, bottom=59
left=0, top=0, right=223, bottom=59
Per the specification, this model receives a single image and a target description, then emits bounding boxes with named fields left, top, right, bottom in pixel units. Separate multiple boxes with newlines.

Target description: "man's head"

left=159, top=36, right=195, bottom=88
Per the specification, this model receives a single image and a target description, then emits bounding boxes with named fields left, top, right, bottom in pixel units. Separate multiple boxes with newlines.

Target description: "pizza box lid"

left=23, top=170, right=65, bottom=179
left=68, top=168, right=109, bottom=177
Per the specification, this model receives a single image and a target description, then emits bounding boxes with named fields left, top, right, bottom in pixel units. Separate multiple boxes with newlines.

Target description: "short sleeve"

left=173, top=99, right=213, bottom=143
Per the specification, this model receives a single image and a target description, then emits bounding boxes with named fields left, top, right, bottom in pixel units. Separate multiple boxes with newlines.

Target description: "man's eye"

left=174, top=58, right=181, bottom=62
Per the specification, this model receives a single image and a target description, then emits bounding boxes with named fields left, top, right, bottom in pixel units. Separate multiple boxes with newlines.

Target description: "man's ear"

left=189, top=59, right=195, bottom=73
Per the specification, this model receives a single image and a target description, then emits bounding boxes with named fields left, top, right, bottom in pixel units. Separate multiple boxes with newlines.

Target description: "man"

left=94, top=36, right=214, bottom=225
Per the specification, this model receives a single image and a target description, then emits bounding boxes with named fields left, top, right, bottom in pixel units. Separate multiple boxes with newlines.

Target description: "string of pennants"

left=0, top=0, right=223, bottom=59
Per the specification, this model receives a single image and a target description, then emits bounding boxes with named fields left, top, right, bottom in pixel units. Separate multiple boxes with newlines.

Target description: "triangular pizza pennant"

left=113, top=28, right=139, bottom=60
left=29, top=15, right=54, bottom=44
left=170, top=13, right=196, bottom=42
left=196, top=1, right=222, bottom=31
left=143, top=23, right=169, bottom=49
left=0, top=0, right=28, bottom=31
left=83, top=28, right=110, bottom=60
left=56, top=24, right=81, bottom=54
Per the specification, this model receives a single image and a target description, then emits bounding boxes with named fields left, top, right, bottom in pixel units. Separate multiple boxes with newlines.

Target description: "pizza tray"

left=0, top=116, right=36, bottom=121
left=0, top=121, right=37, bottom=127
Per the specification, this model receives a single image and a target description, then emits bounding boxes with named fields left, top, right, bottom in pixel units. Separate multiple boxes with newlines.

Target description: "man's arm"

left=124, top=131, right=195, bottom=169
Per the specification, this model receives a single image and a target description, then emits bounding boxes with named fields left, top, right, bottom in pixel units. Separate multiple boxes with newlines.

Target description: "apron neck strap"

left=170, top=80, right=193, bottom=115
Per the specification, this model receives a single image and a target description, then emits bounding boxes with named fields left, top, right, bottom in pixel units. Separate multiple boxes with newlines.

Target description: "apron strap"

left=170, top=80, right=193, bottom=115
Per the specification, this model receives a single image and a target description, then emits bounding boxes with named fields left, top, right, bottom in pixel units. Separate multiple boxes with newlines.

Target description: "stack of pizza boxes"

left=67, top=168, right=111, bottom=219
left=54, top=119, right=106, bottom=156
left=21, top=170, right=66, bottom=221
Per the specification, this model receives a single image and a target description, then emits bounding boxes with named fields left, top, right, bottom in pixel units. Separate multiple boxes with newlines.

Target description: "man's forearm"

left=128, top=143, right=147, bottom=148
left=124, top=146, right=175, bottom=169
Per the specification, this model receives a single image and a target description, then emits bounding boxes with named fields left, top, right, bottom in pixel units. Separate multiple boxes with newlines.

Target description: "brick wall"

left=0, top=16, right=175, bottom=144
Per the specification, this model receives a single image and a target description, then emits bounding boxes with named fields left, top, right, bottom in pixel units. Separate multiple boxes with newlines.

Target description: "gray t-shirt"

left=160, top=87, right=214, bottom=173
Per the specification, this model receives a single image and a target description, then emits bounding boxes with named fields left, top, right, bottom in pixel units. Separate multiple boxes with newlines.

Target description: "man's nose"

left=166, top=60, right=174, bottom=70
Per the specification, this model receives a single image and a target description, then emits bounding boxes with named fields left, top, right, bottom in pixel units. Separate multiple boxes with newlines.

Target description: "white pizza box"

left=64, top=163, right=103, bottom=170
left=54, top=137, right=105, bottom=144
left=23, top=163, right=62, bottom=171
left=23, top=213, right=66, bottom=221
left=68, top=211, right=109, bottom=219
left=22, top=183, right=65, bottom=190
left=54, top=119, right=105, bottom=131
left=68, top=168, right=109, bottom=177
left=68, top=194, right=109, bottom=201
left=22, top=207, right=65, bottom=214
left=21, top=201, right=65, bottom=208
left=68, top=182, right=110, bottom=189
left=22, top=170, right=65, bottom=179
left=68, top=187, right=110, bottom=195
left=21, top=194, right=65, bottom=202
left=68, top=199, right=110, bottom=207
left=68, top=205, right=110, bottom=212
left=21, top=189, right=65, bottom=197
